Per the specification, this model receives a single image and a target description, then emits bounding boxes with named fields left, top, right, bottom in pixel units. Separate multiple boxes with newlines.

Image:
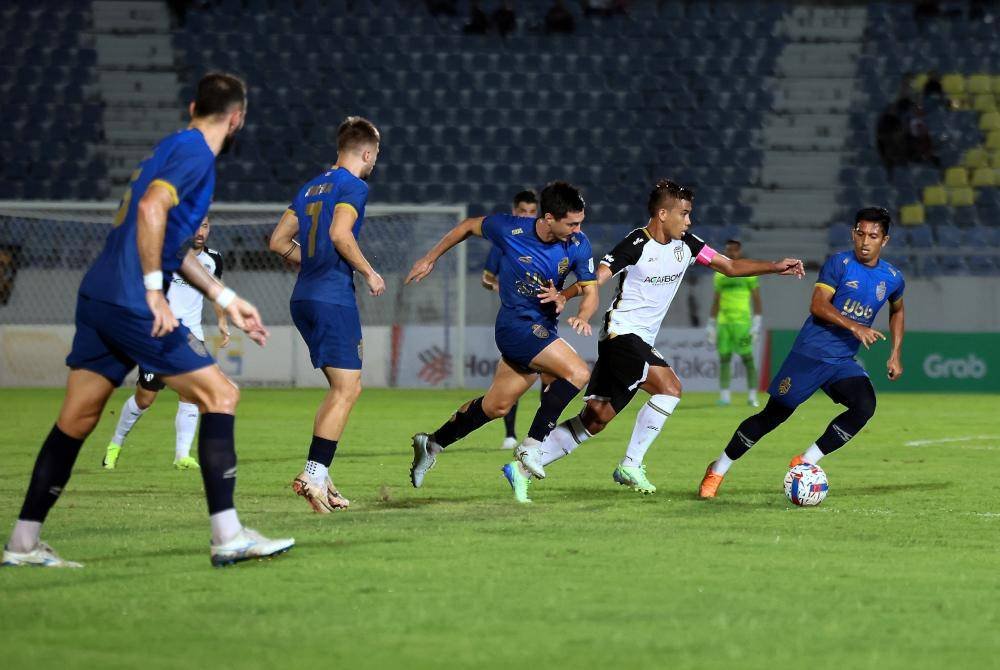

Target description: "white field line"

left=904, top=435, right=1000, bottom=447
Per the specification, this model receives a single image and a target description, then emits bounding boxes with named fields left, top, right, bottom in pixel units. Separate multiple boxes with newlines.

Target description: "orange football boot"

left=789, top=454, right=806, bottom=468
left=699, top=462, right=725, bottom=498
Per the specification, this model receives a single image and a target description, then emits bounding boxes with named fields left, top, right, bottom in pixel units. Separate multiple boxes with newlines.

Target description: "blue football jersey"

left=289, top=167, right=369, bottom=306
left=481, top=213, right=597, bottom=325
left=791, top=250, right=905, bottom=362
left=79, top=129, right=215, bottom=313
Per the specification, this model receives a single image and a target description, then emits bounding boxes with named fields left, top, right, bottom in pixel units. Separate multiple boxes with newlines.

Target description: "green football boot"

left=613, top=463, right=656, bottom=494
left=501, top=461, right=532, bottom=503
left=103, top=443, right=122, bottom=470
left=173, top=456, right=200, bottom=470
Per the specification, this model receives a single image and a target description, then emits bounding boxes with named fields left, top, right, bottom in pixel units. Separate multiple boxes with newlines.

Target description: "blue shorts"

left=768, top=350, right=869, bottom=409
left=495, top=314, right=559, bottom=373
left=66, top=294, right=215, bottom=386
left=291, top=300, right=362, bottom=370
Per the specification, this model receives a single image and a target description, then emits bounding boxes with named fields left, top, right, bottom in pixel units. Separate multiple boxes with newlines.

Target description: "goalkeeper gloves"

left=705, top=317, right=716, bottom=345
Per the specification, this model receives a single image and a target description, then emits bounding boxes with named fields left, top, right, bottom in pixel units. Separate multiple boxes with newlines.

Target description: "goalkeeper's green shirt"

left=713, top=273, right=757, bottom=325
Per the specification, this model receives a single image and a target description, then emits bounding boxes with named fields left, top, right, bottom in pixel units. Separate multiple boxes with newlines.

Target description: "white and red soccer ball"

left=784, top=463, right=829, bottom=506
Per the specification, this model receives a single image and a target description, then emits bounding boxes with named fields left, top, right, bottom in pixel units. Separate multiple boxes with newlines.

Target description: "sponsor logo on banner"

left=923, top=354, right=987, bottom=379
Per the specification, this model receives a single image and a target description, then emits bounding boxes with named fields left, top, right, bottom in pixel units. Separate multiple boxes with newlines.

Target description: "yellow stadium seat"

left=981, top=111, right=1000, bottom=131
left=973, top=94, right=998, bottom=112
left=911, top=72, right=929, bottom=93
left=962, top=147, right=989, bottom=168
left=922, top=184, right=948, bottom=207
left=993, top=75, right=1000, bottom=95
left=986, top=130, right=1000, bottom=150
left=971, top=167, right=997, bottom=187
left=900, top=203, right=925, bottom=225
left=991, top=151, right=1000, bottom=168
left=944, top=167, right=969, bottom=187
left=967, top=74, right=993, bottom=95
left=948, top=187, right=975, bottom=207
left=941, top=73, right=966, bottom=96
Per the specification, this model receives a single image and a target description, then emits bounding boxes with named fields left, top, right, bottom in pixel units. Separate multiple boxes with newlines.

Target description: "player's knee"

left=581, top=404, right=612, bottom=434
left=658, top=378, right=682, bottom=398
left=850, top=391, right=877, bottom=423
left=201, top=381, right=240, bottom=414
left=483, top=400, right=512, bottom=419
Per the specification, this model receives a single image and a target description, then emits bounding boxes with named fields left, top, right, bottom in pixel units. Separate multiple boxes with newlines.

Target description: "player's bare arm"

left=405, top=216, right=485, bottom=284
left=330, top=204, right=384, bottom=296
left=212, top=302, right=230, bottom=348
left=568, top=283, right=598, bottom=336
left=809, top=285, right=885, bottom=349
left=268, top=208, right=302, bottom=265
left=177, top=250, right=269, bottom=346
left=887, top=297, right=905, bottom=380
left=136, top=182, right=179, bottom=337
left=554, top=262, right=614, bottom=303
left=710, top=254, right=805, bottom=278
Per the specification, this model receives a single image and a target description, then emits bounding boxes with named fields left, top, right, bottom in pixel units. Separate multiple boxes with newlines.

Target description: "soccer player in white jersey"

left=513, top=179, right=805, bottom=500
left=103, top=215, right=230, bottom=470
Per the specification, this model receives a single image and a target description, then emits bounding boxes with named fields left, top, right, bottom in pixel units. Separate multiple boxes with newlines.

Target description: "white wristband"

left=143, top=271, right=163, bottom=291
left=215, top=287, right=237, bottom=309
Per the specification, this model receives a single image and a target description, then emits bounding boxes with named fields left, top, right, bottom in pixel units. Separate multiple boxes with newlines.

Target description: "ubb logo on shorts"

left=923, top=353, right=987, bottom=379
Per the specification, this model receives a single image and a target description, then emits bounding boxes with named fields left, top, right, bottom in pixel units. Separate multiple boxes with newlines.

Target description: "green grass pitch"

left=1, top=387, right=998, bottom=669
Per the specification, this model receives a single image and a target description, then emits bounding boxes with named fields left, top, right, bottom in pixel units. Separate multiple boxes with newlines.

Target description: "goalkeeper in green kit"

left=706, top=240, right=762, bottom=407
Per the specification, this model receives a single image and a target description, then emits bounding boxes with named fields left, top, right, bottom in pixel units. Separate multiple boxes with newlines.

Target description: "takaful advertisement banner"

left=769, top=330, right=999, bottom=392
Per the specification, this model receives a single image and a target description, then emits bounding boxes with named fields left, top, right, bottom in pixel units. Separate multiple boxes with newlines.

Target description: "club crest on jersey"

left=531, top=324, right=550, bottom=339
left=558, top=257, right=569, bottom=276
left=778, top=377, right=792, bottom=395
left=674, top=244, right=683, bottom=262
left=876, top=281, right=886, bottom=301
left=845, top=280, right=859, bottom=289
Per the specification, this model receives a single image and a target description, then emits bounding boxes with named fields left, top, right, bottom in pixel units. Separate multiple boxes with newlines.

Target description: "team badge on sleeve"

left=778, top=377, right=792, bottom=395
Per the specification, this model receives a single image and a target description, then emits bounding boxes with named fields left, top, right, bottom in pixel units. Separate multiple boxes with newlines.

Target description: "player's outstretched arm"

left=405, top=216, right=485, bottom=284
left=710, top=255, right=805, bottom=278
left=567, top=283, right=599, bottom=336
left=330, top=205, right=384, bottom=296
left=809, top=285, right=884, bottom=350
left=887, top=297, right=905, bottom=380
left=269, top=209, right=302, bottom=265
left=177, top=250, right=269, bottom=346
left=137, top=182, right=180, bottom=337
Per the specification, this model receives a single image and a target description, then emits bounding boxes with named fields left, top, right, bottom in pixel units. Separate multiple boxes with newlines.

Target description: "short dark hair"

left=725, top=239, right=742, bottom=248
left=539, top=181, right=585, bottom=219
left=512, top=189, right=537, bottom=207
left=647, top=178, right=694, bottom=217
left=855, top=206, right=891, bottom=235
left=337, top=116, right=380, bottom=153
left=193, top=72, right=246, bottom=118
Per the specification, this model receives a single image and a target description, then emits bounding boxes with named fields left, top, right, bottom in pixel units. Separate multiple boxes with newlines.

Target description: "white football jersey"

left=599, top=228, right=715, bottom=345
left=167, top=248, right=223, bottom=342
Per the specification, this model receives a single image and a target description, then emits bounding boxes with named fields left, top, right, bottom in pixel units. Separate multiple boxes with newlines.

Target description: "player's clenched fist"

left=405, top=257, right=435, bottom=284
left=774, top=258, right=805, bottom=278
left=147, top=290, right=179, bottom=337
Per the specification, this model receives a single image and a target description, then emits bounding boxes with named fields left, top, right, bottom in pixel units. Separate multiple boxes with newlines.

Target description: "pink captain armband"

left=695, top=245, right=718, bottom=266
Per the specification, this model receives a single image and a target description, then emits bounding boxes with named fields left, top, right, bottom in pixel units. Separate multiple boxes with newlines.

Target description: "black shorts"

left=136, top=366, right=166, bottom=392
left=584, top=334, right=669, bottom=413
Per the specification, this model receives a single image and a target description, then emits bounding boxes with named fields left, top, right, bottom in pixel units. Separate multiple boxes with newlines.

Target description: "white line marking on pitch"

left=904, top=435, right=999, bottom=447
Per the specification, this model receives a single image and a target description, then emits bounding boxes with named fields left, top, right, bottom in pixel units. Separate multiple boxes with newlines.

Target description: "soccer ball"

left=784, top=463, right=829, bottom=506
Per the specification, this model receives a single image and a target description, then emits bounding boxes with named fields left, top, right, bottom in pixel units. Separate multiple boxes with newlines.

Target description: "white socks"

left=537, top=415, right=590, bottom=467
left=304, top=460, right=329, bottom=486
left=803, top=443, right=825, bottom=464
left=719, top=389, right=731, bottom=404
left=712, top=453, right=734, bottom=475
left=622, top=395, right=679, bottom=467
left=8, top=519, right=42, bottom=553
left=209, top=509, right=242, bottom=545
left=112, top=395, right=147, bottom=446
left=748, top=389, right=758, bottom=404
left=174, top=401, right=199, bottom=460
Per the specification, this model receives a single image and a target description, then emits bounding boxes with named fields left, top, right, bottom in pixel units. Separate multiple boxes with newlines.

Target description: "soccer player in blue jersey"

left=2, top=73, right=294, bottom=568
left=481, top=189, right=542, bottom=450
left=700, top=207, right=906, bottom=498
left=405, top=181, right=599, bottom=498
left=268, top=116, right=383, bottom=514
